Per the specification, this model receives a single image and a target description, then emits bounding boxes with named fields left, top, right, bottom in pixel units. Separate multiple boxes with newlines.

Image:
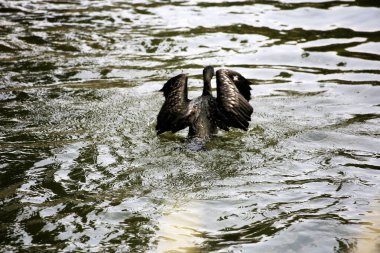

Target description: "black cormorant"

left=156, top=66, right=253, bottom=143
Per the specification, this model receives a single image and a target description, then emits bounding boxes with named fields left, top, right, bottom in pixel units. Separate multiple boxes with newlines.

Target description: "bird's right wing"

left=156, top=74, right=191, bottom=135
left=216, top=69, right=253, bottom=131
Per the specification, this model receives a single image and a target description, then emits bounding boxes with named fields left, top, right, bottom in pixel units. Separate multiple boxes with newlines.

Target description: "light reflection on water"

left=1, top=0, right=380, bottom=252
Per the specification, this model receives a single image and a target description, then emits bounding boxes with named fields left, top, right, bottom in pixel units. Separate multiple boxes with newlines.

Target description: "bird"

left=156, top=66, right=253, bottom=143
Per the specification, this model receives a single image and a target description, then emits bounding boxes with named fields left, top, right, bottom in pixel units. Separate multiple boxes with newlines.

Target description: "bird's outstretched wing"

left=216, top=69, right=253, bottom=131
left=156, top=74, right=191, bottom=135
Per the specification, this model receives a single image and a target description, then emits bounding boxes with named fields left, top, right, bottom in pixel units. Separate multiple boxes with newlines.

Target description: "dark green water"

left=1, top=1, right=380, bottom=252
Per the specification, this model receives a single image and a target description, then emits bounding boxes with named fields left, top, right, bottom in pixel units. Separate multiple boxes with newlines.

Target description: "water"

left=1, top=0, right=380, bottom=252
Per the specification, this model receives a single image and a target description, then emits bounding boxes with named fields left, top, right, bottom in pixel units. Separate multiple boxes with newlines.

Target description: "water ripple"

left=1, top=0, right=380, bottom=252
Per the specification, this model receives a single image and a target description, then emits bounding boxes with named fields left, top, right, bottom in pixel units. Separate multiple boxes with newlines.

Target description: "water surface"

left=1, top=0, right=380, bottom=252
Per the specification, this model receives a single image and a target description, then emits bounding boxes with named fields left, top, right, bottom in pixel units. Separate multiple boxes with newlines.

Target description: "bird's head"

left=203, top=66, right=215, bottom=82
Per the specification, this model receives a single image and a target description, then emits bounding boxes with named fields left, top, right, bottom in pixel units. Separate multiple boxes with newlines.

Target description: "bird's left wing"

left=156, top=74, right=191, bottom=135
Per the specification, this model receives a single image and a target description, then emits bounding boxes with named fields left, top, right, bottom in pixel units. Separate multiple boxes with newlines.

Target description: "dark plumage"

left=156, top=66, right=253, bottom=140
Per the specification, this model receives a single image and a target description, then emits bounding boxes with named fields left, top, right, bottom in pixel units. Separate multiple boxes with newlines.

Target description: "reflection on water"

left=156, top=201, right=208, bottom=252
left=1, top=0, right=380, bottom=252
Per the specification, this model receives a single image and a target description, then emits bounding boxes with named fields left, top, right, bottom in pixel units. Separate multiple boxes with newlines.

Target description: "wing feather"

left=156, top=74, right=191, bottom=135
left=216, top=69, right=253, bottom=131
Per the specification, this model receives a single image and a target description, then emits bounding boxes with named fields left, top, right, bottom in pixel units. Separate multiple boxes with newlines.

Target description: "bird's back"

left=188, top=95, right=218, bottom=138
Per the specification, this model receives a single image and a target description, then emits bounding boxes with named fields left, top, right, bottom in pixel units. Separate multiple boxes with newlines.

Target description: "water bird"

left=156, top=66, right=253, bottom=145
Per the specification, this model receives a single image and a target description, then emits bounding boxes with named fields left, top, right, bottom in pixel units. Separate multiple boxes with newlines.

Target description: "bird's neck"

left=202, top=80, right=212, bottom=96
